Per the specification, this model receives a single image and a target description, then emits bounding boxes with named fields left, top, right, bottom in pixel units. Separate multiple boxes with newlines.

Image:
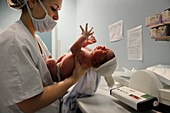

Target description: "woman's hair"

left=7, top=0, right=62, bottom=10
left=7, top=0, right=26, bottom=10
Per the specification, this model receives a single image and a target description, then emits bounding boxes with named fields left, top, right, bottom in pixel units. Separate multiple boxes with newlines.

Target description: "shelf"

left=149, top=22, right=170, bottom=29
left=149, top=23, right=164, bottom=28
left=146, top=8, right=170, bottom=41
left=163, top=21, right=170, bottom=25
left=151, top=36, right=170, bottom=41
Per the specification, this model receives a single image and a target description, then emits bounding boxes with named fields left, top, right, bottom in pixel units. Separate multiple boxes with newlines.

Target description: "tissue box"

left=145, top=16, right=151, bottom=27
left=150, top=25, right=170, bottom=37
left=162, top=8, right=170, bottom=23
left=145, top=14, right=162, bottom=27
left=158, top=25, right=170, bottom=36
left=154, top=14, right=162, bottom=25
left=150, top=28, right=157, bottom=37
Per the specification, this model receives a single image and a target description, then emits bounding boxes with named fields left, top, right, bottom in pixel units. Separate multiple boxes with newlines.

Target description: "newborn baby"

left=46, top=24, right=115, bottom=82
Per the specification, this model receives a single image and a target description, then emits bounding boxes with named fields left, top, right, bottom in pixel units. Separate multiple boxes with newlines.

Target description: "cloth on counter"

left=146, top=64, right=170, bottom=86
left=62, top=68, right=100, bottom=113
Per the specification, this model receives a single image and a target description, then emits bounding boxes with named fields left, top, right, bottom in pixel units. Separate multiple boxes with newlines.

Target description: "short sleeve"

left=0, top=33, right=44, bottom=106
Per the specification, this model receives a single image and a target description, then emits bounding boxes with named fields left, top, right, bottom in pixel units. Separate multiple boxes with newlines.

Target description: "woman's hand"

left=70, top=57, right=89, bottom=81
left=80, top=23, right=94, bottom=39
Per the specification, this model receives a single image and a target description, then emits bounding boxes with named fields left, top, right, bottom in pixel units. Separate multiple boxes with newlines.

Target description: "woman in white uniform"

left=0, top=0, right=93, bottom=113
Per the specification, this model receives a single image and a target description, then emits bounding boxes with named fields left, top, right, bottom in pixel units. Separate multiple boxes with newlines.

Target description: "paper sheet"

left=108, top=20, right=123, bottom=42
left=127, top=25, right=143, bottom=60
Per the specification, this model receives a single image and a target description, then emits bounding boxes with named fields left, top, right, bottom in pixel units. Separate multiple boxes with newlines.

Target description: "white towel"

left=146, top=64, right=170, bottom=86
left=95, top=57, right=117, bottom=87
left=62, top=68, right=100, bottom=113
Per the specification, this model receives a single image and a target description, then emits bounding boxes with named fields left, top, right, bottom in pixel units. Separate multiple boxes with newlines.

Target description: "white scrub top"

left=0, top=20, right=60, bottom=113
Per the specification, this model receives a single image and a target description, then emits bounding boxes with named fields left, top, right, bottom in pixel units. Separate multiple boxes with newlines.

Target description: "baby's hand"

left=46, top=56, right=56, bottom=68
left=87, top=35, right=96, bottom=44
left=80, top=23, right=94, bottom=39
left=82, top=35, right=96, bottom=47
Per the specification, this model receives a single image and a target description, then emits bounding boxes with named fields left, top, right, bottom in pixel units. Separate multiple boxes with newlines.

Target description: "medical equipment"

left=111, top=70, right=170, bottom=111
left=95, top=57, right=117, bottom=87
left=110, top=86, right=158, bottom=111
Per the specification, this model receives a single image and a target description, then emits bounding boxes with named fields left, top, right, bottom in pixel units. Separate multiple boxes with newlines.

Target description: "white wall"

left=57, top=0, right=77, bottom=56
left=0, top=0, right=21, bottom=29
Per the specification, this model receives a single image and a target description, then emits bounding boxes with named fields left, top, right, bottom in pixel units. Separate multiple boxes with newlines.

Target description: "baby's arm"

left=46, top=56, right=58, bottom=82
left=56, top=54, right=66, bottom=63
left=70, top=23, right=94, bottom=56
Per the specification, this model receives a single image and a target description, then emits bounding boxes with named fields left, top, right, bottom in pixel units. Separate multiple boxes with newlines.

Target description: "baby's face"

left=92, top=46, right=114, bottom=67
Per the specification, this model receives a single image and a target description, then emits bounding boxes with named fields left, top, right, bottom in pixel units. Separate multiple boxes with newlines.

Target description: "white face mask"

left=24, top=0, right=57, bottom=32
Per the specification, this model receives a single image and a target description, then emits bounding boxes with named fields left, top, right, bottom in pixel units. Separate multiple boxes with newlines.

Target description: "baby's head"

left=92, top=46, right=115, bottom=68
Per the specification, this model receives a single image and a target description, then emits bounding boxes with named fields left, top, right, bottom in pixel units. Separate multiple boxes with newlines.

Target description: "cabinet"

left=145, top=8, right=170, bottom=41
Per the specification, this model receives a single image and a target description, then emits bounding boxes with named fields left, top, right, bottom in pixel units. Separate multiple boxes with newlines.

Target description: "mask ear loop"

left=23, top=0, right=48, bottom=20
left=17, top=0, right=26, bottom=9
left=37, top=0, right=48, bottom=14
left=23, top=0, right=34, bottom=19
